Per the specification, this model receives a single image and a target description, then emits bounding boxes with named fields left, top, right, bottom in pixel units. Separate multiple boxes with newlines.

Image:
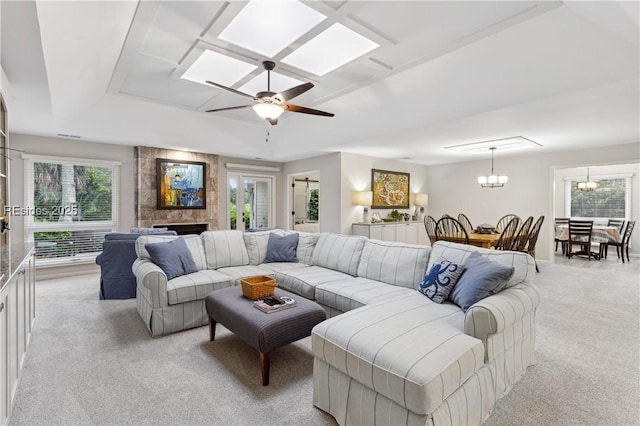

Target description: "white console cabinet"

left=352, top=222, right=428, bottom=246
left=0, top=244, right=36, bottom=426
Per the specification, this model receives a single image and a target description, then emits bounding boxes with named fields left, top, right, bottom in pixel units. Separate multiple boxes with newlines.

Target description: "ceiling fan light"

left=252, top=103, right=284, bottom=120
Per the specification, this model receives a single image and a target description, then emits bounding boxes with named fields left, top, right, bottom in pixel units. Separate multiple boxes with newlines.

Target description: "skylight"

left=282, top=23, right=380, bottom=76
left=181, top=50, right=257, bottom=87
left=239, top=71, right=305, bottom=96
left=445, top=137, right=542, bottom=154
left=218, top=0, right=326, bottom=58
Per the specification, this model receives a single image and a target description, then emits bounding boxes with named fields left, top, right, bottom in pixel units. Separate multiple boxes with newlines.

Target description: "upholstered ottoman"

left=205, top=286, right=326, bottom=385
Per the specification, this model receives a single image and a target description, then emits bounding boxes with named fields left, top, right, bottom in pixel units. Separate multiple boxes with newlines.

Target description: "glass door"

left=228, top=174, right=273, bottom=231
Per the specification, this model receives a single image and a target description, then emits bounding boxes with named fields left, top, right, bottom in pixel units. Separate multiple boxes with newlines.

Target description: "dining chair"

left=423, top=215, right=437, bottom=245
left=457, top=213, right=473, bottom=233
left=435, top=216, right=469, bottom=244
left=496, top=214, right=520, bottom=233
left=554, top=217, right=569, bottom=254
left=494, top=217, right=521, bottom=251
left=600, top=220, right=635, bottom=263
left=607, top=219, right=625, bottom=233
left=567, top=220, right=598, bottom=260
left=512, top=216, right=534, bottom=252
left=524, top=216, right=545, bottom=272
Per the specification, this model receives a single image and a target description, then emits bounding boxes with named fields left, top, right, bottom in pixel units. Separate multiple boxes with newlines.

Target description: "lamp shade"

left=252, top=103, right=284, bottom=119
left=415, top=193, right=428, bottom=206
left=352, top=191, right=373, bottom=206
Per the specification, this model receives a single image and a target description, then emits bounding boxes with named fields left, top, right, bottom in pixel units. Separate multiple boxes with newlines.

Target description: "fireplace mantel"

left=153, top=223, right=209, bottom=235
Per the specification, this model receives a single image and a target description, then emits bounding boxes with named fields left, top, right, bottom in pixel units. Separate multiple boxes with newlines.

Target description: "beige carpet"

left=8, top=257, right=640, bottom=425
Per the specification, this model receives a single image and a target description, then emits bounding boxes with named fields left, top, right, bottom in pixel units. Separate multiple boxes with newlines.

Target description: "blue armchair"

left=97, top=232, right=176, bottom=299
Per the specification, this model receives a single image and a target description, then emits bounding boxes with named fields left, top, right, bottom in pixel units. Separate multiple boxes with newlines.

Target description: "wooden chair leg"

left=260, top=352, right=271, bottom=386
left=208, top=318, right=217, bottom=341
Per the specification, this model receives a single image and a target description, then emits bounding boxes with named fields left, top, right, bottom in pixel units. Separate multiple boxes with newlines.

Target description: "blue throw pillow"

left=145, top=238, right=198, bottom=280
left=419, top=257, right=465, bottom=303
left=264, top=233, right=299, bottom=263
left=448, top=251, right=515, bottom=312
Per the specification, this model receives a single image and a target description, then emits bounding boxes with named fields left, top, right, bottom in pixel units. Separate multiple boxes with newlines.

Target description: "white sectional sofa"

left=132, top=229, right=539, bottom=425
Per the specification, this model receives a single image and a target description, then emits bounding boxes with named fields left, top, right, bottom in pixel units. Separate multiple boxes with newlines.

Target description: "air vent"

left=57, top=133, right=82, bottom=139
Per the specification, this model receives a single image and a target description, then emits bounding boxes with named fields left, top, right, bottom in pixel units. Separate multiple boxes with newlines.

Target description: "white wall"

left=282, top=153, right=342, bottom=233
left=340, top=153, right=429, bottom=235
left=9, top=134, right=136, bottom=240
left=427, top=142, right=640, bottom=261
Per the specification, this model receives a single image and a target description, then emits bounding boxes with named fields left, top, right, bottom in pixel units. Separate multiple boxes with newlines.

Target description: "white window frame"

left=564, top=172, right=633, bottom=222
left=226, top=172, right=276, bottom=232
left=22, top=154, right=121, bottom=265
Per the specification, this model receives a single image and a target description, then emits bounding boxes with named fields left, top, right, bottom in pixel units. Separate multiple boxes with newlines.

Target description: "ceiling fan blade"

left=283, top=103, right=335, bottom=117
left=266, top=117, right=278, bottom=126
left=206, top=105, right=253, bottom=113
left=275, top=82, right=314, bottom=102
left=205, top=81, right=255, bottom=99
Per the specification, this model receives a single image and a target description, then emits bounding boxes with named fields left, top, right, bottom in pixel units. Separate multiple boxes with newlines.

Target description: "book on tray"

left=253, top=295, right=297, bottom=313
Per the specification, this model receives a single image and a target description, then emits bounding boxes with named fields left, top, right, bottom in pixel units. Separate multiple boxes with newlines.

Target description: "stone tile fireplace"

left=135, top=147, right=219, bottom=230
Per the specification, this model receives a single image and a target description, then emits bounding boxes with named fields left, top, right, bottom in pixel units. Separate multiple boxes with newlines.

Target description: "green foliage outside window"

left=308, top=189, right=319, bottom=221
left=570, top=178, right=626, bottom=218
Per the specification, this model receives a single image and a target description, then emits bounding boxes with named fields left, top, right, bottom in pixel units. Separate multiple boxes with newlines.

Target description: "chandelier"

left=477, top=147, right=508, bottom=188
left=577, top=168, right=598, bottom=191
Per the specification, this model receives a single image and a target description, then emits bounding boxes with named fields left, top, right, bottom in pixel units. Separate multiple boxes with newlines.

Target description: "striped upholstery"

left=357, top=239, right=430, bottom=289
left=135, top=234, right=207, bottom=270
left=243, top=229, right=284, bottom=265
left=291, top=231, right=320, bottom=265
left=465, top=284, right=540, bottom=361
left=315, top=277, right=416, bottom=313
left=311, top=241, right=540, bottom=425
left=311, top=233, right=366, bottom=276
left=166, top=270, right=232, bottom=305
left=202, top=230, right=250, bottom=269
left=215, top=265, right=274, bottom=286
left=429, top=241, right=535, bottom=289
left=312, top=292, right=481, bottom=415
left=133, top=258, right=220, bottom=337
left=275, top=266, right=353, bottom=299
left=259, top=262, right=308, bottom=273
left=314, top=356, right=498, bottom=426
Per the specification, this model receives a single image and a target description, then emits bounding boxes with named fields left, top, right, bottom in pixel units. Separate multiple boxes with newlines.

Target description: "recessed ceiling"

left=281, top=23, right=380, bottom=76
left=2, top=0, right=638, bottom=164
left=181, top=50, right=257, bottom=87
left=446, top=137, right=542, bottom=154
left=217, top=0, right=327, bottom=58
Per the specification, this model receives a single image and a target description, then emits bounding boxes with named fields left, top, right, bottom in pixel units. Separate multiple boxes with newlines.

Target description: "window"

left=23, top=155, right=120, bottom=264
left=566, top=175, right=631, bottom=221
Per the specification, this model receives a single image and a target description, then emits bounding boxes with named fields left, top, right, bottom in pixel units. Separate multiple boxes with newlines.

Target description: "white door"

left=228, top=174, right=273, bottom=232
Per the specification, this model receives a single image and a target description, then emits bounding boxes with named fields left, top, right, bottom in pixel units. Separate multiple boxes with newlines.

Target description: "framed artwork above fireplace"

left=156, top=159, right=206, bottom=209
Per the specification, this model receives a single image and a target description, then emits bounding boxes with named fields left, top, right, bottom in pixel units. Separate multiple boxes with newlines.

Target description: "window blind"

left=569, top=178, right=627, bottom=219
left=22, top=155, right=120, bottom=264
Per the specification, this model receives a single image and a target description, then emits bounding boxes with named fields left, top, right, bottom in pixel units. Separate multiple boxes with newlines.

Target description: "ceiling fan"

left=205, top=60, right=334, bottom=126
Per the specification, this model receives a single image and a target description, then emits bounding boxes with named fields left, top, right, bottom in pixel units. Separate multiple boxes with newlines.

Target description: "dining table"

left=555, top=224, right=622, bottom=244
left=438, top=232, right=502, bottom=249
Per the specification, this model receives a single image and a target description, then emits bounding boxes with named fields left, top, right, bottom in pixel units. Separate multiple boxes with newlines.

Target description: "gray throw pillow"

left=448, top=251, right=515, bottom=312
left=419, top=257, right=465, bottom=303
left=145, top=237, right=198, bottom=279
left=264, top=233, right=299, bottom=263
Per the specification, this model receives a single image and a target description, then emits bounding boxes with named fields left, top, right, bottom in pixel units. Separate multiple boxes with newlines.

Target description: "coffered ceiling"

left=1, top=1, right=639, bottom=164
